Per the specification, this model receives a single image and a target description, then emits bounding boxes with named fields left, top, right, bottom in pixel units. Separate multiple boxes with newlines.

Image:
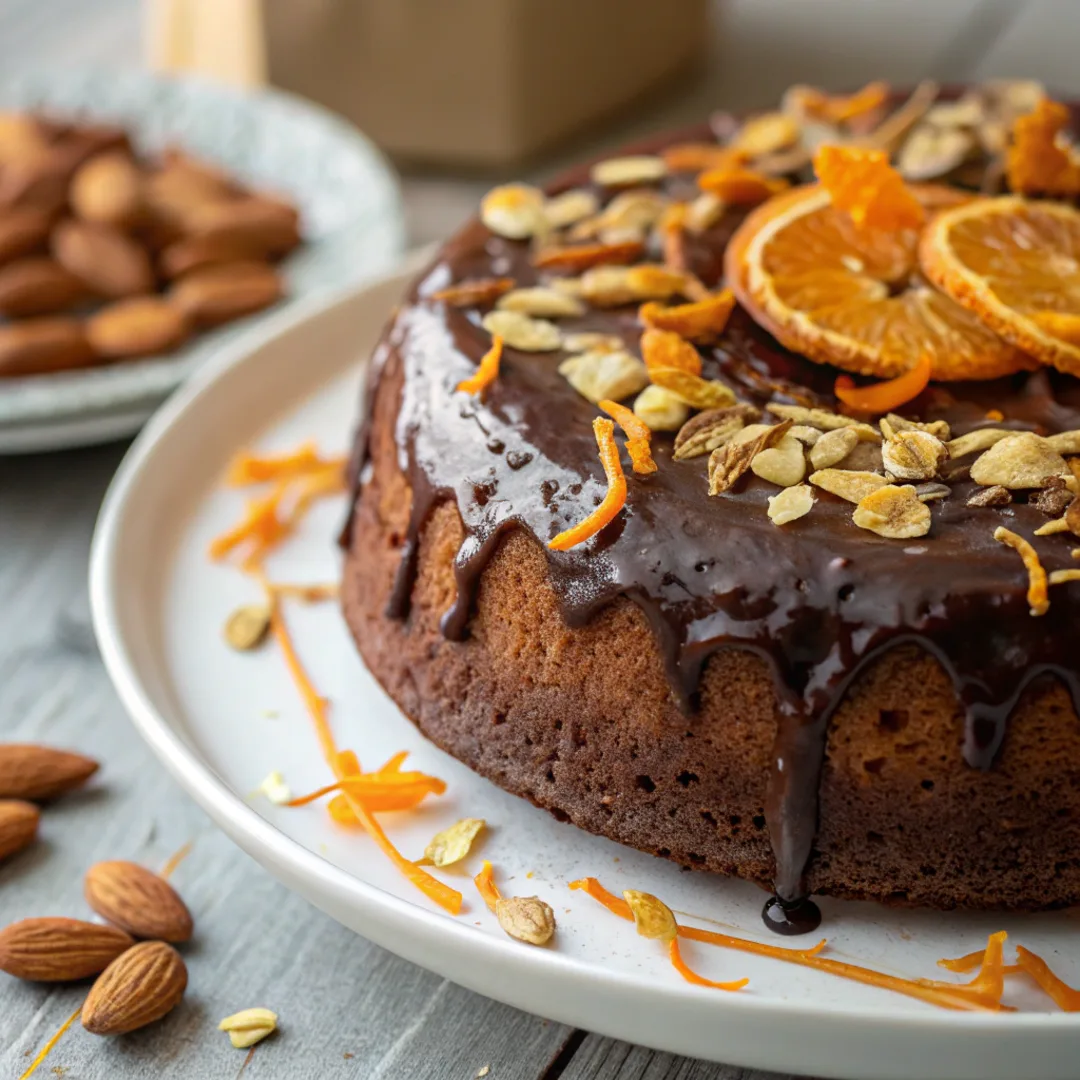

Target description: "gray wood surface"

left=2, top=1, right=1080, bottom=1077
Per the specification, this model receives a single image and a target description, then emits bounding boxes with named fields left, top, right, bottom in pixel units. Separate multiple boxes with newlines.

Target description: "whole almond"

left=70, top=151, right=144, bottom=228
left=185, top=196, right=301, bottom=258
left=0, top=256, right=87, bottom=316
left=0, top=113, right=51, bottom=164
left=0, top=918, right=134, bottom=981
left=0, top=318, right=97, bottom=377
left=87, top=297, right=189, bottom=358
left=0, top=743, right=99, bottom=800
left=0, top=207, right=53, bottom=265
left=52, top=219, right=155, bottom=298
left=159, top=233, right=274, bottom=279
left=0, top=163, right=69, bottom=216
left=85, top=860, right=193, bottom=943
left=0, top=800, right=39, bottom=860
left=82, top=941, right=187, bottom=1035
left=170, top=261, right=283, bottom=326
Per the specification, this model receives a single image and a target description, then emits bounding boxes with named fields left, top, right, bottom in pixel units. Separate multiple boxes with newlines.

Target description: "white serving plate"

left=90, top=256, right=1080, bottom=1080
left=0, top=68, right=404, bottom=453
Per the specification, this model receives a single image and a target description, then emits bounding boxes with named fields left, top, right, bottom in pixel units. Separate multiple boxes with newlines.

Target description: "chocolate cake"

left=341, top=82, right=1080, bottom=932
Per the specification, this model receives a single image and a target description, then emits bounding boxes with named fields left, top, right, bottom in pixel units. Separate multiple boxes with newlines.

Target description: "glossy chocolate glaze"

left=348, top=123, right=1080, bottom=926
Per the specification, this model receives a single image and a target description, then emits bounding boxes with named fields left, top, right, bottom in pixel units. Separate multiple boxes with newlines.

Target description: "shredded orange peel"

left=1006, top=98, right=1080, bottom=197
left=572, top=877, right=1018, bottom=1011
left=457, top=335, right=503, bottom=397
left=813, top=145, right=925, bottom=232
left=548, top=418, right=628, bottom=551
left=474, top=860, right=502, bottom=913
left=598, top=399, right=657, bottom=476
left=795, top=80, right=889, bottom=124
left=834, top=352, right=932, bottom=413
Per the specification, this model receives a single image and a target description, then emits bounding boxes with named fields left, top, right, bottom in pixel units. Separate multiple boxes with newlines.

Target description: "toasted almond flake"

left=968, top=485, right=1012, bottom=508
left=495, top=896, right=556, bottom=945
left=947, top=428, right=1011, bottom=457
left=684, top=191, right=727, bottom=234
left=752, top=434, right=807, bottom=487
left=543, top=189, right=600, bottom=229
left=709, top=421, right=792, bottom=495
left=1046, top=431, right=1080, bottom=454
left=767, top=483, right=815, bottom=525
left=623, top=890, right=678, bottom=943
left=969, top=432, right=1068, bottom=490
left=810, top=469, right=890, bottom=503
left=809, top=427, right=859, bottom=469
left=424, top=818, right=486, bottom=868
left=218, top=1007, right=278, bottom=1049
left=673, top=405, right=758, bottom=460
left=897, top=125, right=974, bottom=181
left=993, top=526, right=1049, bottom=615
left=480, top=184, right=547, bottom=240
left=559, top=350, right=649, bottom=404
left=1035, top=516, right=1069, bottom=536
left=562, top=331, right=625, bottom=354
left=533, top=239, right=644, bottom=273
left=1049, top=569, right=1080, bottom=585
left=575, top=266, right=637, bottom=306
left=788, top=424, right=823, bottom=446
left=766, top=404, right=881, bottom=440
left=255, top=771, right=292, bottom=805
left=732, top=112, right=801, bottom=158
left=884, top=413, right=952, bottom=441
left=496, top=287, right=586, bottom=318
left=430, top=277, right=516, bottom=308
left=482, top=310, right=562, bottom=352
left=853, top=485, right=932, bottom=539
left=590, top=189, right=669, bottom=236
left=633, top=385, right=691, bottom=432
left=650, top=367, right=737, bottom=410
left=591, top=155, right=668, bottom=188
left=224, top=603, right=272, bottom=650
left=626, top=265, right=698, bottom=302
left=882, top=429, right=949, bottom=481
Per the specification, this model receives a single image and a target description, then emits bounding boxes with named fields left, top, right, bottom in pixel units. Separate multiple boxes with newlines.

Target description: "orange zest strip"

left=669, top=938, right=749, bottom=992
left=641, top=327, right=702, bottom=376
left=209, top=480, right=290, bottom=560
left=19, top=1005, right=82, bottom=1080
left=160, top=840, right=193, bottom=880
left=548, top=418, right=628, bottom=551
left=269, top=601, right=462, bottom=914
left=1014, top=946, right=1080, bottom=1012
left=697, top=168, right=788, bottom=205
left=834, top=352, right=932, bottom=413
left=661, top=142, right=748, bottom=173
left=639, top=291, right=735, bottom=344
left=227, top=443, right=344, bottom=486
left=598, top=399, right=657, bottom=476
left=457, top=335, right=503, bottom=397
left=917, top=932, right=1010, bottom=1008
left=533, top=240, right=644, bottom=272
left=475, top=860, right=502, bottom=913
left=570, top=878, right=999, bottom=1011
left=797, top=81, right=889, bottom=123
left=813, top=145, right=925, bottom=231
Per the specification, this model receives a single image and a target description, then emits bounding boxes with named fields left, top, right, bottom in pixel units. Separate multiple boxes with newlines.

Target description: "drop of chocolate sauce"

left=761, top=895, right=822, bottom=936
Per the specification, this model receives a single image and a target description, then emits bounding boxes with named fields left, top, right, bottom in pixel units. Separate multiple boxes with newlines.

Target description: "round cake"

left=341, top=82, right=1080, bottom=931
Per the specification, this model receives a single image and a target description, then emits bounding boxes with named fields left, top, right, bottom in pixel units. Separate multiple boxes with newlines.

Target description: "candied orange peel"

left=457, top=335, right=504, bottom=397
left=599, top=399, right=657, bottom=476
left=639, top=291, right=735, bottom=344
left=1015, top=946, right=1080, bottom=1012
left=474, top=860, right=502, bottom=913
left=834, top=353, right=932, bottom=413
left=431, top=277, right=516, bottom=307
left=793, top=80, right=889, bottom=123
left=641, top=327, right=702, bottom=376
left=993, top=526, right=1050, bottom=616
left=662, top=142, right=748, bottom=173
left=570, top=877, right=1008, bottom=1011
left=533, top=240, right=644, bottom=272
left=1006, top=99, right=1080, bottom=197
left=814, top=145, right=925, bottom=231
left=698, top=168, right=789, bottom=205
left=548, top=418, right=628, bottom=551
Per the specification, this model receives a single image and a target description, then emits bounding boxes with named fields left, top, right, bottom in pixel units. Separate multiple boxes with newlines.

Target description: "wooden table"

left=2, top=2, right=1079, bottom=1076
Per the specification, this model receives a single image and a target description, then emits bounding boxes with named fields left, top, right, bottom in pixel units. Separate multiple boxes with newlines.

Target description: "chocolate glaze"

left=347, top=121, right=1080, bottom=928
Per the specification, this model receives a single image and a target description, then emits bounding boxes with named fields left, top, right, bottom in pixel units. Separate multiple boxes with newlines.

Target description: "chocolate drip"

left=345, top=120, right=1080, bottom=930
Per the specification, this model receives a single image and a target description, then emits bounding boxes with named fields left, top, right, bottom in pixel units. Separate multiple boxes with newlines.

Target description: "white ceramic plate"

left=0, top=68, right=404, bottom=453
left=90, top=257, right=1080, bottom=1080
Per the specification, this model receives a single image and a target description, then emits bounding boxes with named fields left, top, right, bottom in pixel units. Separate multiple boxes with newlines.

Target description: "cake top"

left=358, top=80, right=1080, bottom=786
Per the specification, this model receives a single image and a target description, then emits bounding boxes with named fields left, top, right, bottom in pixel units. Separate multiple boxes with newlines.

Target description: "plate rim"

left=88, top=259, right=1080, bottom=1080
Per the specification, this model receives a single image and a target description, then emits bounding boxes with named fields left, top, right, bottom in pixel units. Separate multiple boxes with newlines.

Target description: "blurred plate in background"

left=0, top=67, right=404, bottom=453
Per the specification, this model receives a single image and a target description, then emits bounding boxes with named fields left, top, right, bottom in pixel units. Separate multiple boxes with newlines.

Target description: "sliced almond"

left=562, top=331, right=624, bottom=354
left=684, top=191, right=727, bottom=234
left=543, top=189, right=599, bottom=230
left=590, top=156, right=667, bottom=188
left=480, top=184, right=546, bottom=240
left=731, top=112, right=800, bottom=157
left=751, top=434, right=807, bottom=487
left=767, top=403, right=880, bottom=440
left=969, top=432, right=1068, bottom=490
left=809, top=427, right=859, bottom=470
left=853, top=485, right=931, bottom=539
left=767, top=483, right=815, bottom=525
left=559, top=350, right=648, bottom=404
left=632, top=384, right=690, bottom=432
left=809, top=469, right=890, bottom=503
left=496, top=287, right=586, bottom=318
left=1046, top=430, right=1080, bottom=455
left=947, top=428, right=1011, bottom=458
left=481, top=310, right=561, bottom=352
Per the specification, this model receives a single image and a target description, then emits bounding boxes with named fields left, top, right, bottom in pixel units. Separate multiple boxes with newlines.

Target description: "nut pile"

left=0, top=111, right=299, bottom=377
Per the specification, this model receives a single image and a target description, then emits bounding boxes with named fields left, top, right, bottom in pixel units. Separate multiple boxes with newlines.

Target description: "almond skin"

left=82, top=941, right=187, bottom=1035
left=70, top=151, right=144, bottom=228
left=0, top=256, right=87, bottom=316
left=0, top=744, right=99, bottom=800
left=0, top=918, right=134, bottom=981
left=0, top=207, right=53, bottom=266
left=51, top=218, right=155, bottom=299
left=169, top=261, right=282, bottom=326
left=87, top=297, right=189, bottom=358
left=0, top=800, right=39, bottom=860
left=85, top=860, right=194, bottom=943
left=0, top=317, right=97, bottom=377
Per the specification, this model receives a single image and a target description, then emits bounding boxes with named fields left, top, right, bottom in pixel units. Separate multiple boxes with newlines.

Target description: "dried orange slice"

left=919, top=195, right=1080, bottom=377
left=725, top=184, right=1032, bottom=380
